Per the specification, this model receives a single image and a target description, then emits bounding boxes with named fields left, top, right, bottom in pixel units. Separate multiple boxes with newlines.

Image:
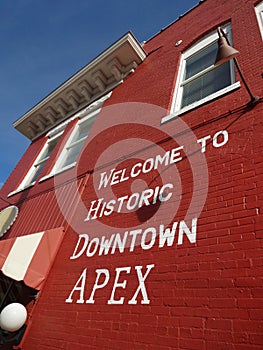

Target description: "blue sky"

left=0, top=0, right=198, bottom=188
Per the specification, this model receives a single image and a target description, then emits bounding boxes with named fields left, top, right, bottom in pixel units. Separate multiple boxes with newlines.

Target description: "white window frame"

left=255, top=1, right=263, bottom=41
left=43, top=92, right=111, bottom=179
left=163, top=23, right=240, bottom=124
left=8, top=93, right=111, bottom=196
left=50, top=109, right=99, bottom=176
left=8, top=131, right=63, bottom=196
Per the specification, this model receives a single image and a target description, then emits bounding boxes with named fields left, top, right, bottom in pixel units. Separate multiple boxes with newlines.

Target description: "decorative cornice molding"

left=13, top=32, right=146, bottom=140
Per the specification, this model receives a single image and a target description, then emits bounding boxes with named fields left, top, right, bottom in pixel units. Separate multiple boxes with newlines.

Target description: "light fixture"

left=0, top=303, right=27, bottom=347
left=215, top=27, right=259, bottom=106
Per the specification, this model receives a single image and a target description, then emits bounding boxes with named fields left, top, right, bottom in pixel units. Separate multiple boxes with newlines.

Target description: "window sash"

left=27, top=163, right=45, bottom=185
left=66, top=135, right=87, bottom=151
left=172, top=23, right=235, bottom=113
left=181, top=62, right=231, bottom=108
left=61, top=139, right=86, bottom=168
left=33, top=137, right=58, bottom=168
left=184, top=41, right=218, bottom=80
left=45, top=93, right=111, bottom=177
left=55, top=113, right=97, bottom=172
left=18, top=133, right=62, bottom=189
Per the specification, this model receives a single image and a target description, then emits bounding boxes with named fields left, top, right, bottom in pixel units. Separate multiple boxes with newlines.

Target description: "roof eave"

left=14, top=31, right=146, bottom=140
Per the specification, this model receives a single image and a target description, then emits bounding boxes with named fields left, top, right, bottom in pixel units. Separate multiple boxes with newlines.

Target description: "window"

left=8, top=130, right=63, bottom=197
left=50, top=93, right=110, bottom=176
left=26, top=136, right=60, bottom=185
left=54, top=111, right=97, bottom=173
left=165, top=23, right=240, bottom=122
left=18, top=132, right=62, bottom=190
left=255, top=1, right=263, bottom=41
left=8, top=93, right=110, bottom=194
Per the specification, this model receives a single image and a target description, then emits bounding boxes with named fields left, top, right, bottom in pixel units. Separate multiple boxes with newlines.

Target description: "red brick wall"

left=0, top=0, right=262, bottom=349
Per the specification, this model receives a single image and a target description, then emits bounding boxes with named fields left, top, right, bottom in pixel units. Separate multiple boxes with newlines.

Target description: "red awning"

left=0, top=227, right=65, bottom=290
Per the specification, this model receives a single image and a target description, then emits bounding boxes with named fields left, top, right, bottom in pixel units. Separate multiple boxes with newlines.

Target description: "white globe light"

left=0, top=303, right=27, bottom=332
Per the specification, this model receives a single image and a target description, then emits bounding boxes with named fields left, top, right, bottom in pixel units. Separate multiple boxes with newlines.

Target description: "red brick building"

left=0, top=0, right=262, bottom=349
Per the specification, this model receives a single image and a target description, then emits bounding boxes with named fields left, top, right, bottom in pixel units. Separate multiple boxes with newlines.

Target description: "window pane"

left=71, top=116, right=96, bottom=143
left=184, top=41, right=218, bottom=80
left=23, top=137, right=59, bottom=186
left=61, top=139, right=85, bottom=168
left=37, top=138, right=58, bottom=162
left=28, top=162, right=46, bottom=184
left=181, top=62, right=231, bottom=108
left=59, top=116, right=96, bottom=169
left=25, top=137, right=60, bottom=185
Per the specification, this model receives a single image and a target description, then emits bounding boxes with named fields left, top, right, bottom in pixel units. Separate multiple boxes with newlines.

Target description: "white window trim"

left=8, top=93, right=111, bottom=195
left=8, top=131, right=64, bottom=197
left=48, top=108, right=99, bottom=177
left=41, top=93, right=111, bottom=181
left=255, top=1, right=263, bottom=41
left=8, top=183, right=35, bottom=197
left=39, top=162, right=77, bottom=182
left=164, top=23, right=239, bottom=123
left=162, top=81, right=240, bottom=124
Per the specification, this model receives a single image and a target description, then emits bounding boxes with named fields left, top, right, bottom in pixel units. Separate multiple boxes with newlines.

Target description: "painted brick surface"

left=0, top=0, right=262, bottom=349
